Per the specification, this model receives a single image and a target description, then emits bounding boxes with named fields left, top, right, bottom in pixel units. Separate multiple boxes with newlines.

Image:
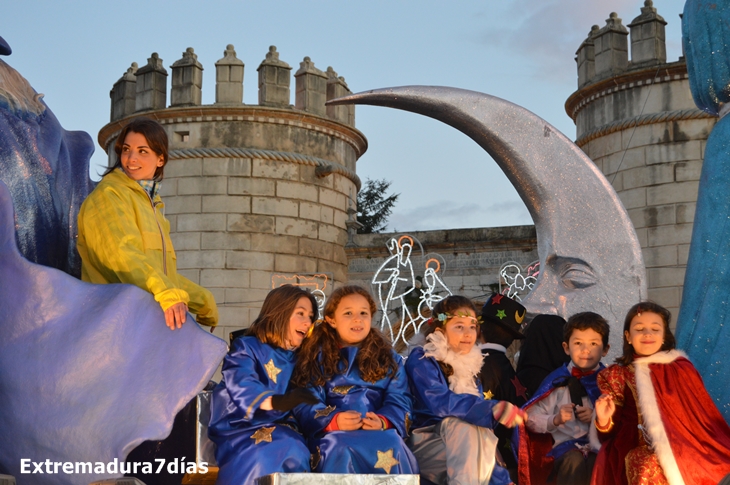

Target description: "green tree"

left=357, top=178, right=399, bottom=233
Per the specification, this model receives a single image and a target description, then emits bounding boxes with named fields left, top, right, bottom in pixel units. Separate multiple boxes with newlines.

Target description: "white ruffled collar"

left=422, top=331, right=484, bottom=397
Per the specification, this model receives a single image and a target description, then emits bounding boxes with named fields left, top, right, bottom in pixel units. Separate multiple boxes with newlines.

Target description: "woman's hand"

left=594, top=393, right=615, bottom=427
left=165, top=302, right=188, bottom=330
left=362, top=412, right=383, bottom=430
left=336, top=410, right=363, bottom=431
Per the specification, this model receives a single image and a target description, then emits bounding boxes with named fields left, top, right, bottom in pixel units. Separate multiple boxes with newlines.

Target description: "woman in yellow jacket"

left=77, top=117, right=218, bottom=330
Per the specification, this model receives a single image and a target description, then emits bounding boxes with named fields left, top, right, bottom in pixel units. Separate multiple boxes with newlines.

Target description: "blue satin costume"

left=293, top=346, right=418, bottom=474
left=208, top=337, right=310, bottom=485
left=521, top=363, right=604, bottom=460
left=406, top=346, right=512, bottom=485
left=676, top=0, right=730, bottom=421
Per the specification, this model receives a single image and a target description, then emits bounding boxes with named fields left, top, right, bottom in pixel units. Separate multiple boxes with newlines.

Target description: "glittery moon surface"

left=329, top=86, right=647, bottom=359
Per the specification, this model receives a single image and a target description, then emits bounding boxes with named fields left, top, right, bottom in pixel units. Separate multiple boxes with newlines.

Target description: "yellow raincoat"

left=77, top=168, right=218, bottom=326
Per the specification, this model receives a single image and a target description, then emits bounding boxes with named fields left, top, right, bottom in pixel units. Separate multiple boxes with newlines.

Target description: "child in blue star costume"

left=406, top=295, right=526, bottom=485
left=291, top=285, right=418, bottom=475
left=208, top=285, right=320, bottom=485
left=517, top=312, right=609, bottom=485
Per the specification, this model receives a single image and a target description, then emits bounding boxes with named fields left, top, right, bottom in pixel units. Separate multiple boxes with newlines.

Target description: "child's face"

left=327, top=293, right=372, bottom=346
left=286, top=296, right=315, bottom=349
left=442, top=307, right=478, bottom=355
left=625, top=311, right=664, bottom=357
left=562, top=328, right=608, bottom=371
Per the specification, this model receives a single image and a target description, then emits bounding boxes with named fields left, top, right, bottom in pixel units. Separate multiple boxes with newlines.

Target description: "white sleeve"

left=526, top=389, right=560, bottom=434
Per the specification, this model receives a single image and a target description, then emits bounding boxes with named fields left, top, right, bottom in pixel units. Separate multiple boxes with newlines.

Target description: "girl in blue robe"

left=208, top=285, right=319, bottom=485
left=405, top=295, right=527, bottom=485
left=291, top=285, right=418, bottom=475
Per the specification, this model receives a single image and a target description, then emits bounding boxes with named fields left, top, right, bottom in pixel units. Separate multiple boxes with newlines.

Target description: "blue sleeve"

left=375, top=353, right=414, bottom=437
left=219, top=339, right=282, bottom=422
left=291, top=383, right=332, bottom=437
left=406, top=348, right=498, bottom=428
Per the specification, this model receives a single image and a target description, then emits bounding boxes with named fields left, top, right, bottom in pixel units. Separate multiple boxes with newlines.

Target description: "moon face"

left=329, top=86, right=646, bottom=359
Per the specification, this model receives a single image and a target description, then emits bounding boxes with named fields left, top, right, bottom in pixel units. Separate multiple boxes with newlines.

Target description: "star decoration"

left=405, top=413, right=412, bottom=435
left=264, top=359, right=281, bottom=384
left=332, top=385, right=355, bottom=395
left=250, top=426, right=276, bottom=445
left=374, top=449, right=400, bottom=474
left=484, top=390, right=494, bottom=400
left=491, top=294, right=504, bottom=304
left=314, top=405, right=336, bottom=418
left=511, top=375, right=528, bottom=401
left=496, top=309, right=506, bottom=320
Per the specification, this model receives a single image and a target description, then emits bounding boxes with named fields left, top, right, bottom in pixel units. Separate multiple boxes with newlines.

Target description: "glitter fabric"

left=328, top=86, right=646, bottom=361
left=0, top=56, right=94, bottom=277
left=676, top=0, right=730, bottom=422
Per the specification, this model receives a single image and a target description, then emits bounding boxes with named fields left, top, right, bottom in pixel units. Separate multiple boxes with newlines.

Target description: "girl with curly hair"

left=405, top=294, right=526, bottom=485
left=292, top=285, right=418, bottom=475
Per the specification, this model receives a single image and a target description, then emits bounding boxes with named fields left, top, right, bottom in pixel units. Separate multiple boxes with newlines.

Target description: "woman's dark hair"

left=423, top=295, right=480, bottom=377
left=104, top=117, right=169, bottom=181
left=616, top=301, right=676, bottom=366
left=247, top=285, right=317, bottom=350
left=292, top=285, right=398, bottom=386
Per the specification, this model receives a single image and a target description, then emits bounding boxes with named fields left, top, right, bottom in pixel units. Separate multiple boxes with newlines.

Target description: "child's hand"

left=594, top=394, right=615, bottom=428
left=492, top=401, right=527, bottom=428
left=336, top=410, right=363, bottom=431
left=575, top=405, right=592, bottom=423
left=362, top=412, right=383, bottom=430
left=553, top=403, right=575, bottom=426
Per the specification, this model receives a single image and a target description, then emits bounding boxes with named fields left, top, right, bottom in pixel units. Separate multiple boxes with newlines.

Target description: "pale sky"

left=3, top=0, right=687, bottom=231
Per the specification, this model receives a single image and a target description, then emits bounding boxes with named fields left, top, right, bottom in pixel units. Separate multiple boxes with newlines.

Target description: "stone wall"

left=347, top=225, right=538, bottom=303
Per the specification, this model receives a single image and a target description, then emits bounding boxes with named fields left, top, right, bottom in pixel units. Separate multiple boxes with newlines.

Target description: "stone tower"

left=99, top=45, right=367, bottom=342
left=566, top=1, right=717, bottom=320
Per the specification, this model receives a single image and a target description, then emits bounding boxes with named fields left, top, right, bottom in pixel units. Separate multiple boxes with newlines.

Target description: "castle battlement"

left=108, top=45, right=355, bottom=128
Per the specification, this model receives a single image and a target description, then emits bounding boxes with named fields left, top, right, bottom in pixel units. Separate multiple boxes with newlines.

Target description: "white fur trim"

left=423, top=331, right=484, bottom=396
left=633, top=350, right=685, bottom=485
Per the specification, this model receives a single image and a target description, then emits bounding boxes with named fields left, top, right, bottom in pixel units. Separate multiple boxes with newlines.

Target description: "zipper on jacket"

left=145, top=191, right=167, bottom=275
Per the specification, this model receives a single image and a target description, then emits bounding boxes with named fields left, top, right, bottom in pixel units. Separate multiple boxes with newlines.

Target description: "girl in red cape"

left=592, top=301, right=730, bottom=485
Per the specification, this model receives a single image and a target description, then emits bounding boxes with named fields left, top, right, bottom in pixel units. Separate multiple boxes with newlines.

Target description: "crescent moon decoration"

left=516, top=310, right=526, bottom=324
left=330, top=86, right=647, bottom=359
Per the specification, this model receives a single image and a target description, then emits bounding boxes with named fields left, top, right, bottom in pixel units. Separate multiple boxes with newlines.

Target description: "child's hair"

left=247, top=285, right=318, bottom=350
left=292, top=285, right=398, bottom=386
left=616, top=301, right=676, bottom=366
left=564, top=311, right=610, bottom=347
left=424, top=295, right=480, bottom=378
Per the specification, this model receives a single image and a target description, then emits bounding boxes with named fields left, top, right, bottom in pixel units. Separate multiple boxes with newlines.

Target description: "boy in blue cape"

left=517, top=312, right=609, bottom=485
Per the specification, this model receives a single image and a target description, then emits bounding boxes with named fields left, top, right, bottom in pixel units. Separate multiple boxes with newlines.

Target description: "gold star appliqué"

left=374, top=449, right=400, bottom=474
left=405, top=413, right=412, bottom=435
left=332, top=385, right=355, bottom=395
left=250, top=426, right=275, bottom=445
left=314, top=405, right=336, bottom=418
left=484, top=390, right=494, bottom=400
left=264, top=359, right=281, bottom=383
left=310, top=446, right=321, bottom=470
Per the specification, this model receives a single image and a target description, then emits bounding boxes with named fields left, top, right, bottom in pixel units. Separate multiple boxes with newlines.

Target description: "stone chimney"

left=593, top=13, right=629, bottom=79
left=170, top=48, right=203, bottom=107
left=257, top=46, right=292, bottom=107
left=628, top=0, right=667, bottom=67
left=215, top=44, right=244, bottom=105
left=295, top=57, right=327, bottom=116
left=110, top=62, right=137, bottom=121
left=135, top=53, right=168, bottom=112
left=326, top=67, right=353, bottom=124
